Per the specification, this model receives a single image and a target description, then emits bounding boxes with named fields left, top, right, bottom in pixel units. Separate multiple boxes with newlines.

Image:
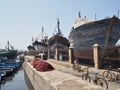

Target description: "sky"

left=0, top=0, right=120, bottom=50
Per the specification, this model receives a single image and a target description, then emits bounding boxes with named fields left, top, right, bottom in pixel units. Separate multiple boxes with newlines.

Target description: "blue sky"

left=0, top=0, right=120, bottom=50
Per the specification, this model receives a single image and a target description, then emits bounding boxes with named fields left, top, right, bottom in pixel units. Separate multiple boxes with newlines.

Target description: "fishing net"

left=33, top=58, right=54, bottom=72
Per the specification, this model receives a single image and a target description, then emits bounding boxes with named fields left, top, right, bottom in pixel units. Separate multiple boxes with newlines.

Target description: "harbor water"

left=0, top=66, right=34, bottom=90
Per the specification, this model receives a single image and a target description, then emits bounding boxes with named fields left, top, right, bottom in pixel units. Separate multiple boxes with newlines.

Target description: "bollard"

left=93, top=44, right=101, bottom=69
left=69, top=47, right=74, bottom=64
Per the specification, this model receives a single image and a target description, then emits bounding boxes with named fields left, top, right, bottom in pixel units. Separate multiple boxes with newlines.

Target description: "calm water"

left=0, top=66, right=33, bottom=90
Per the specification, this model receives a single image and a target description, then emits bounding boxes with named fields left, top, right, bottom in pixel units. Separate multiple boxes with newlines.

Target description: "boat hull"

left=69, top=16, right=120, bottom=47
left=49, top=35, right=70, bottom=49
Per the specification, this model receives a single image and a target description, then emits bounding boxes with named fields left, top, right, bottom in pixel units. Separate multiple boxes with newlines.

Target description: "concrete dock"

left=23, top=56, right=106, bottom=90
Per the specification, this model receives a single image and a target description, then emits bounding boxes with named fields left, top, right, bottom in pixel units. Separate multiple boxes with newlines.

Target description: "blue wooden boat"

left=0, top=71, right=6, bottom=80
left=0, top=67, right=13, bottom=76
left=0, top=62, right=22, bottom=71
left=0, top=60, right=22, bottom=81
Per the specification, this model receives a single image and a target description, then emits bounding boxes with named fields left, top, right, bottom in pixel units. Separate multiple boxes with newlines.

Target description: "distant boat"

left=32, top=26, right=48, bottom=54
left=49, top=18, right=70, bottom=50
left=0, top=41, right=17, bottom=59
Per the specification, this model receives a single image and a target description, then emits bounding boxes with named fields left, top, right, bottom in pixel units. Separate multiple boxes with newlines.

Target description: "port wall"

left=23, top=56, right=55, bottom=90
left=23, top=56, right=105, bottom=90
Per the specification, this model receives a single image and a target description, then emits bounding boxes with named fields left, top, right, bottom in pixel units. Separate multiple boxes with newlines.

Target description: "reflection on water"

left=0, top=66, right=33, bottom=90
